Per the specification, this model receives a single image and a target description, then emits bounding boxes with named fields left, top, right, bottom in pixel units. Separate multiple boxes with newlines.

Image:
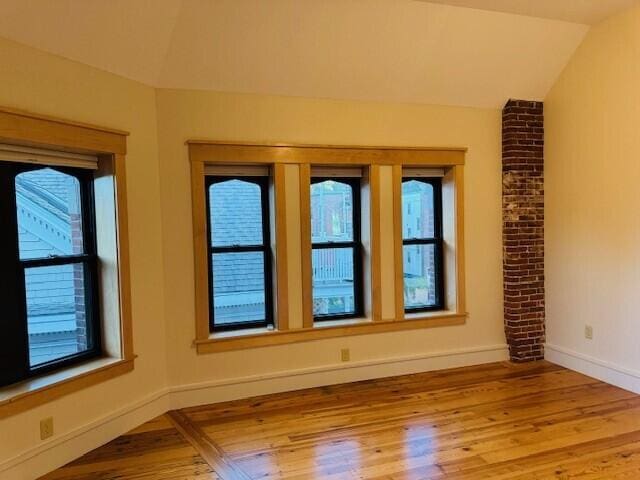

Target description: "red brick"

left=502, top=99, right=545, bottom=362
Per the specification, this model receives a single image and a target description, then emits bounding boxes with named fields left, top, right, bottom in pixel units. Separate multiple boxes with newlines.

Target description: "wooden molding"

left=0, top=107, right=127, bottom=155
left=187, top=141, right=467, bottom=354
left=191, top=160, right=210, bottom=341
left=188, top=141, right=465, bottom=167
left=298, top=163, right=313, bottom=328
left=454, top=165, right=467, bottom=314
left=196, top=313, right=466, bottom=354
left=392, top=165, right=405, bottom=321
left=0, top=107, right=133, bottom=418
left=113, top=154, right=134, bottom=360
left=0, top=358, right=133, bottom=420
left=273, top=164, right=289, bottom=330
left=369, top=165, right=382, bottom=322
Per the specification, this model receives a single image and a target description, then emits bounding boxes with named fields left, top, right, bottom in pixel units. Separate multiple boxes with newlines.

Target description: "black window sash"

left=0, top=163, right=28, bottom=386
left=0, top=162, right=100, bottom=387
left=205, top=176, right=273, bottom=332
left=402, top=177, right=445, bottom=312
left=311, top=177, right=363, bottom=321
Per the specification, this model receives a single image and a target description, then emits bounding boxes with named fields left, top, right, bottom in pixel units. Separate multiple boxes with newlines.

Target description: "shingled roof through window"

left=209, top=179, right=265, bottom=298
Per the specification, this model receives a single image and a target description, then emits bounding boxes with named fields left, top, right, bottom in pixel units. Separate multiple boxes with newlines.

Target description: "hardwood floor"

left=40, top=361, right=640, bottom=479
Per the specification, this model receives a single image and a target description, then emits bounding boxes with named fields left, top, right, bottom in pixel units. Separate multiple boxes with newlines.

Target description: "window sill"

left=0, top=356, right=134, bottom=419
left=404, top=310, right=459, bottom=321
left=313, top=317, right=371, bottom=328
left=196, top=312, right=467, bottom=354
left=210, top=326, right=275, bottom=339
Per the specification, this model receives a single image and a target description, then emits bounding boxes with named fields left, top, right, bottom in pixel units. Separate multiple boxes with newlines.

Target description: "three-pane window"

left=0, top=163, right=100, bottom=387
left=205, top=170, right=446, bottom=331
left=206, top=176, right=273, bottom=331
left=310, top=177, right=363, bottom=320
left=401, top=177, right=444, bottom=312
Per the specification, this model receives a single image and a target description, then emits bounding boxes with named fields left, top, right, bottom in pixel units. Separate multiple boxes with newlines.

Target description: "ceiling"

left=0, top=0, right=631, bottom=108
left=423, top=0, right=638, bottom=25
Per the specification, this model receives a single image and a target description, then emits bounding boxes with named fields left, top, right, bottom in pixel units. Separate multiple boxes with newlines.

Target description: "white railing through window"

left=312, top=249, right=352, bottom=282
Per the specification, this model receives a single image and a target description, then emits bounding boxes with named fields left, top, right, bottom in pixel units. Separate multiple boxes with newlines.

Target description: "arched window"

left=207, top=177, right=272, bottom=330
left=310, top=178, right=362, bottom=320
left=401, top=178, right=444, bottom=311
left=1, top=164, right=99, bottom=385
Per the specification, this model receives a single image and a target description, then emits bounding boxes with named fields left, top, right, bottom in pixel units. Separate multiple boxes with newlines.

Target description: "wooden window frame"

left=189, top=141, right=467, bottom=354
left=0, top=107, right=134, bottom=419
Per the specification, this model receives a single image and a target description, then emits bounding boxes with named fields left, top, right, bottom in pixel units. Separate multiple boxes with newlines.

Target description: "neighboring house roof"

left=210, top=180, right=264, bottom=299
left=18, top=172, right=71, bottom=216
left=210, top=179, right=263, bottom=247
left=14, top=168, right=80, bottom=364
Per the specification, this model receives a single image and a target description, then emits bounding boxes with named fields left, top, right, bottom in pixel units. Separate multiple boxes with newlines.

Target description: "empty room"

left=1, top=0, right=639, bottom=478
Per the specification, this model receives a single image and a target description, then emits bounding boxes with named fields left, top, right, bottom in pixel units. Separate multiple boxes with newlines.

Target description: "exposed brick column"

left=502, top=99, right=545, bottom=362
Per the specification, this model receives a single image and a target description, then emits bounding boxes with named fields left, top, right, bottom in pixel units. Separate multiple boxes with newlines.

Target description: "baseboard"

left=545, top=343, right=640, bottom=394
left=1, top=344, right=508, bottom=480
left=0, top=389, right=171, bottom=480
left=169, top=344, right=509, bottom=409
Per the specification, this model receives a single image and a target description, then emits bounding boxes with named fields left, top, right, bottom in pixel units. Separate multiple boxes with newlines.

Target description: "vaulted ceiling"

left=422, top=0, right=637, bottom=25
left=0, top=0, right=633, bottom=108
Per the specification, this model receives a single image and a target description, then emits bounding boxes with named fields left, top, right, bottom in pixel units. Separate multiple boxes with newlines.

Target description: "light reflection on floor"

left=403, top=423, right=439, bottom=476
left=313, top=438, right=362, bottom=478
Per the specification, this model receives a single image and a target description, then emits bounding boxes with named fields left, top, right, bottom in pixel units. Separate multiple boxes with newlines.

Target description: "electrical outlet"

left=585, top=325, right=593, bottom=340
left=40, top=417, right=54, bottom=440
left=341, top=348, right=350, bottom=362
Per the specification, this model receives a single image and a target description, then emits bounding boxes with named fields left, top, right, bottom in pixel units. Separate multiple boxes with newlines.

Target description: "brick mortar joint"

left=502, top=99, right=545, bottom=363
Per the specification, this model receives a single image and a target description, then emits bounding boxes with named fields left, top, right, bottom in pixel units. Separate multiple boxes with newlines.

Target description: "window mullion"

left=19, top=254, right=93, bottom=268
left=311, top=241, right=356, bottom=250
left=402, top=238, right=437, bottom=246
left=210, top=245, right=266, bottom=254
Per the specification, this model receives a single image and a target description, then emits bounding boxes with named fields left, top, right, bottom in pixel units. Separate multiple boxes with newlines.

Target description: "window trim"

left=189, top=141, right=467, bottom=354
left=310, top=176, right=363, bottom=322
left=205, top=175, right=274, bottom=332
left=400, top=176, right=445, bottom=313
left=0, top=106, right=133, bottom=419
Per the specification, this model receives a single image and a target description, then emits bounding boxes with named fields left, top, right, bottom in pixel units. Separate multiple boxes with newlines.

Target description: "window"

left=402, top=178, right=444, bottom=312
left=206, top=176, right=273, bottom=331
left=0, top=111, right=133, bottom=417
left=311, top=177, right=362, bottom=320
left=0, top=163, right=100, bottom=387
left=190, top=142, right=466, bottom=354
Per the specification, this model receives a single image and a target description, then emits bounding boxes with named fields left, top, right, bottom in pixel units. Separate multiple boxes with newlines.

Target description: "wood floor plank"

left=38, top=414, right=221, bottom=480
left=167, top=410, right=253, bottom=480
left=41, top=361, right=640, bottom=479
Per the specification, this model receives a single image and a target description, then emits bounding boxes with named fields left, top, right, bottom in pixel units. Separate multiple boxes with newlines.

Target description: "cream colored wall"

left=156, top=88, right=506, bottom=387
left=8, top=1, right=640, bottom=472
left=545, top=5, right=640, bottom=380
left=0, top=35, right=506, bottom=479
left=0, top=37, right=168, bottom=475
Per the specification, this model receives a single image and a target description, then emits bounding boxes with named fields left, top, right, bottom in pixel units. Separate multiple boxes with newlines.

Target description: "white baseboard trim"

left=0, top=389, right=171, bottom=480
left=1, top=344, right=508, bottom=480
left=545, top=343, right=640, bottom=394
left=169, top=344, right=509, bottom=410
